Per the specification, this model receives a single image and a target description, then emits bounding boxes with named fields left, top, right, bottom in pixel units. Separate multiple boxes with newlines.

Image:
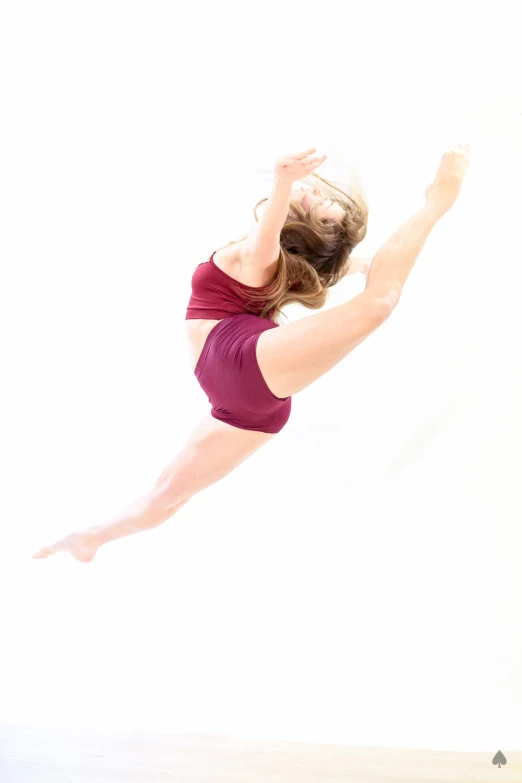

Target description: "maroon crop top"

left=185, top=251, right=276, bottom=320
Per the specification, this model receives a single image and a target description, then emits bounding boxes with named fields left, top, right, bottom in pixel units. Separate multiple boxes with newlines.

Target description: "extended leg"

left=256, top=145, right=472, bottom=400
left=32, top=413, right=275, bottom=563
left=256, top=200, right=446, bottom=399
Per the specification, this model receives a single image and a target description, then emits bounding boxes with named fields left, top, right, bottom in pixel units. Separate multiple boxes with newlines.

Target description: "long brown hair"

left=223, top=161, right=369, bottom=324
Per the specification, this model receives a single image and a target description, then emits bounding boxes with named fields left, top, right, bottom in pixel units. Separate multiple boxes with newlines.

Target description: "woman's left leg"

left=32, top=412, right=276, bottom=563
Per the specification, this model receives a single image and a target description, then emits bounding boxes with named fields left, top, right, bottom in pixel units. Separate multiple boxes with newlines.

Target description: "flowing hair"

left=222, top=151, right=369, bottom=324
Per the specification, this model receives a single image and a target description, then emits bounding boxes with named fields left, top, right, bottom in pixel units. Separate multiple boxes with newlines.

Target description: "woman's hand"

left=275, top=147, right=327, bottom=183
left=346, top=257, right=372, bottom=278
left=425, top=143, right=472, bottom=214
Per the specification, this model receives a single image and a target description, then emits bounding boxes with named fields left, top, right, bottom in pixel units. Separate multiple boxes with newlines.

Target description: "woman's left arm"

left=239, top=175, right=292, bottom=272
left=345, top=257, right=372, bottom=278
left=240, top=148, right=327, bottom=273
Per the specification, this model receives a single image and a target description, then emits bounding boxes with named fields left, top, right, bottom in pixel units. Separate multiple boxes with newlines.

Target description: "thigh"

left=196, top=315, right=292, bottom=434
left=154, top=412, right=275, bottom=505
left=256, top=287, right=395, bottom=399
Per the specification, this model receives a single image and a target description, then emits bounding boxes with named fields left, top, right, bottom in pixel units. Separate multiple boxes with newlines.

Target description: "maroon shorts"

left=194, top=314, right=292, bottom=434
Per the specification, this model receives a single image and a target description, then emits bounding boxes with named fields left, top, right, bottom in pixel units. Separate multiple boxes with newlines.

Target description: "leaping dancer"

left=33, top=143, right=472, bottom=562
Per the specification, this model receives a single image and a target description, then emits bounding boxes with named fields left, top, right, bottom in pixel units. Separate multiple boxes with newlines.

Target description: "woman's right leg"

left=256, top=285, right=397, bottom=399
left=256, top=200, right=447, bottom=399
left=257, top=143, right=473, bottom=400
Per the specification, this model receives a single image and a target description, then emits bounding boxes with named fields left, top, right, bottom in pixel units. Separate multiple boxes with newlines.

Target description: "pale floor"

left=1, top=725, right=520, bottom=782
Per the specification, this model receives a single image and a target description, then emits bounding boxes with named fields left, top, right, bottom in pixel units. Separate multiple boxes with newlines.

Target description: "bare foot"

left=425, top=142, right=473, bottom=212
left=32, top=530, right=99, bottom=563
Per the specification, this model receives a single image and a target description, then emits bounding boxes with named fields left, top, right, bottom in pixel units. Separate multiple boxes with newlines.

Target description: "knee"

left=370, top=281, right=402, bottom=321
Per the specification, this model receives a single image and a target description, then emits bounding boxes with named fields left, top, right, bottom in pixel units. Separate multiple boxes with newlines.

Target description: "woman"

left=33, top=143, right=472, bottom=562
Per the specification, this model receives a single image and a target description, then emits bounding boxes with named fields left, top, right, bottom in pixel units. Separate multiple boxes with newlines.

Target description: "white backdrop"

left=1, top=0, right=521, bottom=753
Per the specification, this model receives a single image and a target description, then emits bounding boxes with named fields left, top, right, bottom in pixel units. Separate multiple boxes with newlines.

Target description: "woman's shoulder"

left=213, top=240, right=242, bottom=267
left=212, top=237, right=273, bottom=287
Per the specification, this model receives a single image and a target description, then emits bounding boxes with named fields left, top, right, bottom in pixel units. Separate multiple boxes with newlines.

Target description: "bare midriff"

left=185, top=238, right=278, bottom=372
left=185, top=318, right=222, bottom=374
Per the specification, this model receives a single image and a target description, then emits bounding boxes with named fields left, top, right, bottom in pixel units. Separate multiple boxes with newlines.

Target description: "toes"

left=31, top=547, right=52, bottom=559
left=31, top=537, right=98, bottom=563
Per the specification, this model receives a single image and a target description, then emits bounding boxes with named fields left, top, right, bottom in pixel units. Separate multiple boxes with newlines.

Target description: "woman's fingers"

left=449, top=142, right=472, bottom=159
left=284, top=147, right=317, bottom=162
left=282, top=148, right=327, bottom=166
left=303, top=153, right=327, bottom=167
left=295, top=147, right=316, bottom=159
left=275, top=149, right=327, bottom=182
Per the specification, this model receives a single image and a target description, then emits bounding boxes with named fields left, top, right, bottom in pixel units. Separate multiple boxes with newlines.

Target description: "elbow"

left=367, top=280, right=403, bottom=318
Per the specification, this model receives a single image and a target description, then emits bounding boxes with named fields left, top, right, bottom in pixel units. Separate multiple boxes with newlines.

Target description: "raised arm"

left=239, top=175, right=293, bottom=270
left=239, top=148, right=327, bottom=272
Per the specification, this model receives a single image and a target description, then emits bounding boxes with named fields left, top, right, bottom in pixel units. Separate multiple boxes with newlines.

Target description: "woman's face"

left=290, top=184, right=345, bottom=221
